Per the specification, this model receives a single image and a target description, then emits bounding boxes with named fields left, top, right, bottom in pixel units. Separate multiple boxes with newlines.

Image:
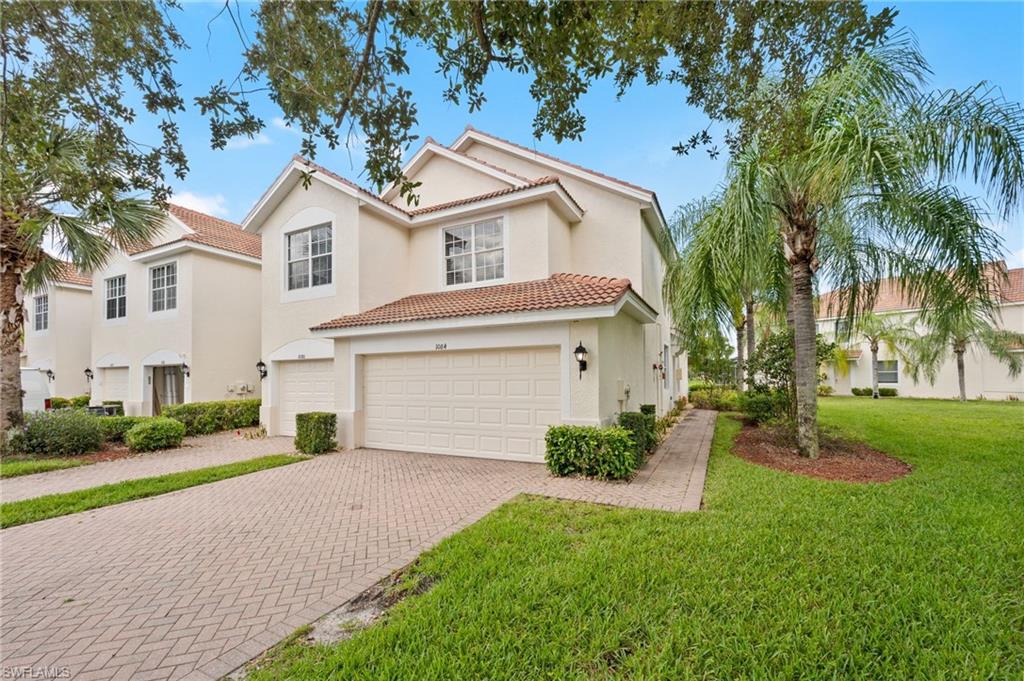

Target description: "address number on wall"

left=435, top=343, right=447, bottom=351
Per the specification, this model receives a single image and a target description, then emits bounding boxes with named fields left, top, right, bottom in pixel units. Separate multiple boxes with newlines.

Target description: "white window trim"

left=147, top=258, right=179, bottom=320
left=280, top=214, right=336, bottom=304
left=876, top=358, right=900, bottom=385
left=438, top=213, right=509, bottom=291
left=33, top=294, right=49, bottom=334
left=104, top=274, right=128, bottom=323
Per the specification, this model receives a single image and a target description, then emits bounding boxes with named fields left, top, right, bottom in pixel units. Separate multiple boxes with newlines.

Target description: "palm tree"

left=1, top=126, right=163, bottom=433
left=907, top=302, right=1024, bottom=402
left=846, top=312, right=913, bottom=399
left=717, top=34, right=1024, bottom=457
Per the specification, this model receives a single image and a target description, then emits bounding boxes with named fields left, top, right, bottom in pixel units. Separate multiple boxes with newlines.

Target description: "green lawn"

left=0, top=458, right=86, bottom=478
left=251, top=398, right=1024, bottom=679
left=0, top=454, right=306, bottom=528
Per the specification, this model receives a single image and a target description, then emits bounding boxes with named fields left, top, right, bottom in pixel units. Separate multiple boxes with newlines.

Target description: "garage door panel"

left=364, top=347, right=560, bottom=461
left=278, top=359, right=335, bottom=436
left=102, top=368, right=130, bottom=402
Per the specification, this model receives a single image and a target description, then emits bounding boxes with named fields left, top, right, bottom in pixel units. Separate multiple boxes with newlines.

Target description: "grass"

left=249, top=398, right=1024, bottom=680
left=0, top=457, right=86, bottom=478
left=0, top=454, right=306, bottom=528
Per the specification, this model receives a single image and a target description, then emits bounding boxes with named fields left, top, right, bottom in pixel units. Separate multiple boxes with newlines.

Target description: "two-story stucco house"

left=88, top=205, right=263, bottom=416
left=245, top=126, right=685, bottom=462
left=21, top=261, right=93, bottom=398
left=818, top=266, right=1024, bottom=399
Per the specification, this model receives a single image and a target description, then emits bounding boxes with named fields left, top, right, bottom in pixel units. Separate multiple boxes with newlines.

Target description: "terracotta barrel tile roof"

left=167, top=204, right=261, bottom=258
left=312, top=273, right=634, bottom=331
left=53, top=260, right=91, bottom=287
left=408, top=176, right=582, bottom=216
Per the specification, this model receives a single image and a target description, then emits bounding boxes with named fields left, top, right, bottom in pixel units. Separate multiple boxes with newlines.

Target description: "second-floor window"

left=150, top=263, right=177, bottom=312
left=34, top=295, right=48, bottom=331
left=105, top=275, right=126, bottom=319
left=877, top=360, right=899, bottom=384
left=287, top=224, right=332, bottom=291
left=444, top=219, right=504, bottom=286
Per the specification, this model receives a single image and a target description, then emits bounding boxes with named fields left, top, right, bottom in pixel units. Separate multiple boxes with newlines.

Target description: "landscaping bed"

left=732, top=421, right=912, bottom=483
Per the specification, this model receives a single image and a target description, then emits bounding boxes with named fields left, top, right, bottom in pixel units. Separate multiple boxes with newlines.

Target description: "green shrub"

left=98, top=415, right=149, bottom=442
left=22, top=410, right=104, bottom=456
left=618, top=411, right=656, bottom=458
left=295, top=412, right=337, bottom=454
left=738, top=391, right=788, bottom=424
left=674, top=396, right=688, bottom=411
left=817, top=384, right=835, bottom=397
left=69, top=395, right=90, bottom=408
left=851, top=387, right=870, bottom=396
left=878, top=387, right=898, bottom=397
left=102, top=400, right=125, bottom=416
left=125, top=418, right=186, bottom=452
left=544, top=425, right=637, bottom=480
left=49, top=396, right=71, bottom=409
left=161, top=399, right=261, bottom=436
left=690, top=388, right=740, bottom=411
left=639, top=404, right=656, bottom=416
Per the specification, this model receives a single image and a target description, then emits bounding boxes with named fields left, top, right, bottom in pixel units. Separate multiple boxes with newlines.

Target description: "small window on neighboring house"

left=444, top=219, right=504, bottom=286
left=105, top=275, right=126, bottom=319
left=150, top=262, right=177, bottom=312
left=286, top=224, right=332, bottom=291
left=34, top=295, right=48, bottom=331
left=877, top=360, right=899, bottom=384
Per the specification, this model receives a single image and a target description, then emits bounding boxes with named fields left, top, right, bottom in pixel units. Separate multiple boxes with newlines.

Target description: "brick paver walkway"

left=0, top=410, right=716, bottom=681
left=1, top=431, right=295, bottom=503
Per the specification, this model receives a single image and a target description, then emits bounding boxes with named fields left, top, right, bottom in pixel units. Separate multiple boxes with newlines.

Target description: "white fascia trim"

left=409, top=183, right=584, bottom=225
left=381, top=141, right=527, bottom=201
left=452, top=129, right=654, bottom=203
left=242, top=159, right=300, bottom=231
left=313, top=292, right=656, bottom=339
left=129, top=241, right=261, bottom=266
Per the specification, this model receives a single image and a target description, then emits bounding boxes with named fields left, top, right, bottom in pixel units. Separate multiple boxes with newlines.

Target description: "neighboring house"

left=21, top=261, right=93, bottom=398
left=244, top=126, right=686, bottom=461
left=817, top=266, right=1024, bottom=399
left=88, top=204, right=262, bottom=415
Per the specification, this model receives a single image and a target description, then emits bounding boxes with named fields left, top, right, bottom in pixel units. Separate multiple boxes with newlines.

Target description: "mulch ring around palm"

left=734, top=422, right=912, bottom=483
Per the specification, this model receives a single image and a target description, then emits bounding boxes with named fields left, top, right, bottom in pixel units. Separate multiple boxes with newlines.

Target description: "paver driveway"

left=0, top=411, right=714, bottom=681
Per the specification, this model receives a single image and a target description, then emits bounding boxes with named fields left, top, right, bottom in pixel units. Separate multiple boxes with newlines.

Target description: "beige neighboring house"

left=88, top=204, right=262, bottom=416
left=818, top=266, right=1024, bottom=399
left=244, top=126, right=686, bottom=462
left=21, top=261, right=93, bottom=398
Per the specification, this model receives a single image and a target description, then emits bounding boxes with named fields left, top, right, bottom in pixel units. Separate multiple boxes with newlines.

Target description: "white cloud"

left=272, top=117, right=300, bottom=135
left=172, top=191, right=229, bottom=217
left=224, top=132, right=272, bottom=150
left=1007, top=247, right=1024, bottom=268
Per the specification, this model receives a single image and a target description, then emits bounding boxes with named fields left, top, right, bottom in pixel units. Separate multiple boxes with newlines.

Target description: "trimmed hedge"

left=125, top=418, right=186, bottom=452
left=544, top=425, right=637, bottom=480
left=98, top=415, right=149, bottom=442
left=639, top=404, right=656, bottom=416
left=22, top=410, right=104, bottom=456
left=690, top=388, right=740, bottom=411
left=618, top=411, right=656, bottom=459
left=295, top=412, right=337, bottom=454
left=879, top=387, right=898, bottom=397
left=738, top=391, right=787, bottom=424
left=161, top=399, right=261, bottom=436
left=69, top=395, right=90, bottom=408
left=852, top=387, right=899, bottom=397
left=49, top=396, right=71, bottom=409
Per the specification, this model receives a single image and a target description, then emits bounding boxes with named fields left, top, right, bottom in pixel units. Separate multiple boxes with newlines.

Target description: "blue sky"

left=161, top=1, right=1023, bottom=266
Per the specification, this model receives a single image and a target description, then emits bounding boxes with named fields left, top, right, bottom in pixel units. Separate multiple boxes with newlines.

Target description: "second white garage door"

left=363, top=347, right=561, bottom=461
left=101, top=367, right=130, bottom=402
left=278, top=359, right=335, bottom=436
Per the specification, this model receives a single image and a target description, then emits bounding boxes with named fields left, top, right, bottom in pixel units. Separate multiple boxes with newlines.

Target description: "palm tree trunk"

left=955, top=349, right=966, bottom=402
left=790, top=258, right=820, bottom=458
left=735, top=323, right=745, bottom=390
left=1, top=254, right=26, bottom=433
left=871, top=343, right=880, bottom=399
left=745, top=298, right=755, bottom=388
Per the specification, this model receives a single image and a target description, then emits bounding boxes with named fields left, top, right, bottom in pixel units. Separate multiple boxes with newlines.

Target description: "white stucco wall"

left=402, top=153, right=512, bottom=207
left=23, top=284, right=93, bottom=397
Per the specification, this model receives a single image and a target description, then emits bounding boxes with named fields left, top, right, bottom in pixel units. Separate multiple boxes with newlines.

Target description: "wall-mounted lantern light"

left=573, top=342, right=588, bottom=379
left=256, top=360, right=267, bottom=380
left=45, top=369, right=55, bottom=383
left=181, top=363, right=191, bottom=378
left=84, top=368, right=94, bottom=381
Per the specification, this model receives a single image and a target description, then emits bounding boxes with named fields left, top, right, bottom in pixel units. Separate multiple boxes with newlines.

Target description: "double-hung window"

left=286, top=224, right=332, bottom=291
left=150, top=263, right=177, bottom=312
left=105, top=275, right=126, bottom=319
left=444, top=219, right=504, bottom=286
left=34, top=295, right=48, bottom=331
left=877, top=360, right=899, bottom=384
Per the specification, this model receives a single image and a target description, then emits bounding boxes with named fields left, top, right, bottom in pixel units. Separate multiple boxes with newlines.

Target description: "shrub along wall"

left=295, top=412, right=337, bottom=454
left=18, top=410, right=104, bottom=456
left=97, top=416, right=149, bottom=442
left=125, top=418, right=186, bottom=452
left=161, top=399, right=261, bottom=436
left=544, top=425, right=637, bottom=480
left=617, top=411, right=656, bottom=460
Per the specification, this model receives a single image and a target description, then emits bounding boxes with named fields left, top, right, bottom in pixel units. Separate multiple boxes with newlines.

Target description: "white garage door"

left=278, top=359, right=336, bottom=436
left=101, top=367, right=130, bottom=402
left=364, top=347, right=561, bottom=461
